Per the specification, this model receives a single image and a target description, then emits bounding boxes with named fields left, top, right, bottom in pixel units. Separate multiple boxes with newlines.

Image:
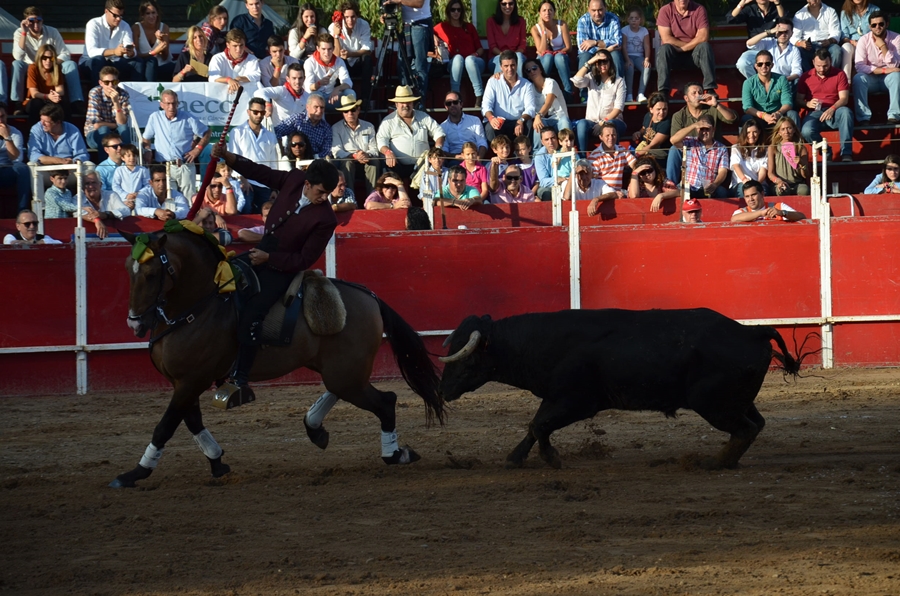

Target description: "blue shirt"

left=44, top=186, right=78, bottom=219
left=95, top=157, right=120, bottom=191
left=482, top=76, right=538, bottom=122
left=576, top=12, right=622, bottom=56
left=28, top=121, right=90, bottom=163
left=274, top=111, right=333, bottom=158
left=135, top=186, right=190, bottom=219
left=112, top=165, right=150, bottom=199
left=0, top=126, right=25, bottom=165
left=534, top=147, right=555, bottom=188
left=143, top=110, right=209, bottom=163
left=230, top=13, right=275, bottom=59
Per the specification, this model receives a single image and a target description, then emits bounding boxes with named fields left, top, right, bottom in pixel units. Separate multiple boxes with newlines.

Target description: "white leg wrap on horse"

left=381, top=430, right=399, bottom=457
left=192, top=428, right=223, bottom=460
left=139, top=443, right=164, bottom=469
left=306, top=391, right=338, bottom=428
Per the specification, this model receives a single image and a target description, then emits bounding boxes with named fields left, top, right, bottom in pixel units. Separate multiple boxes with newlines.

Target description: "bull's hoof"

left=505, top=454, right=526, bottom=469
left=383, top=446, right=421, bottom=465
left=108, top=464, right=153, bottom=488
left=303, top=415, right=329, bottom=450
left=208, top=455, right=231, bottom=478
left=539, top=446, right=562, bottom=469
left=213, top=383, right=256, bottom=410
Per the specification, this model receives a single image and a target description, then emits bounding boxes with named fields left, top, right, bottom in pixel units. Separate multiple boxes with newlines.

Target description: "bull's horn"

left=439, top=331, right=481, bottom=363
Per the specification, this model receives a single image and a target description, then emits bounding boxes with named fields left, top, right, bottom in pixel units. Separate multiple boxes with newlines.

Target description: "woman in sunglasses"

left=864, top=154, right=900, bottom=194
left=25, top=44, right=70, bottom=125
left=280, top=131, right=313, bottom=171
left=487, top=0, right=526, bottom=76
left=628, top=156, right=679, bottom=212
left=522, top=58, right=570, bottom=149
left=434, top=0, right=486, bottom=107
left=572, top=48, right=626, bottom=157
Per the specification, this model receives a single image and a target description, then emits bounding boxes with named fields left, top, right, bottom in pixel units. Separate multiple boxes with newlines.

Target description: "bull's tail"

left=764, top=327, right=802, bottom=376
left=378, top=297, right=446, bottom=426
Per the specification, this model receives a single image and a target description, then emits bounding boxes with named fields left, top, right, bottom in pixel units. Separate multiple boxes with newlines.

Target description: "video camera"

left=381, top=1, right=399, bottom=28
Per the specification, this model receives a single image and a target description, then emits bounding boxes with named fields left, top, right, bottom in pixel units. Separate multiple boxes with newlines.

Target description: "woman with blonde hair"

left=767, top=117, right=809, bottom=196
left=25, top=44, right=69, bottom=124
left=173, top=26, right=210, bottom=82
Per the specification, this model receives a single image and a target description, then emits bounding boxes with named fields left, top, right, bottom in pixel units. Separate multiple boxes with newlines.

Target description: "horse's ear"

left=155, top=233, right=167, bottom=249
left=120, top=230, right=137, bottom=246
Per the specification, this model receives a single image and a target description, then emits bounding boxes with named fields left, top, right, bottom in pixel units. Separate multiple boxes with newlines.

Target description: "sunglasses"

left=209, top=183, right=223, bottom=189
left=20, top=221, right=39, bottom=227
left=100, top=79, right=118, bottom=85
left=449, top=7, right=463, bottom=12
left=524, top=65, right=539, bottom=73
left=445, top=99, right=461, bottom=106
left=756, top=62, right=772, bottom=67
left=291, top=141, right=306, bottom=147
left=249, top=109, right=265, bottom=115
left=501, top=2, right=515, bottom=6
left=105, top=143, right=122, bottom=149
left=450, top=178, right=466, bottom=184
left=596, top=59, right=609, bottom=64
left=871, top=22, right=886, bottom=28
left=106, top=9, right=124, bottom=19
left=41, top=55, right=54, bottom=61
left=639, top=169, right=656, bottom=175
left=28, top=17, right=43, bottom=23
left=504, top=175, right=521, bottom=181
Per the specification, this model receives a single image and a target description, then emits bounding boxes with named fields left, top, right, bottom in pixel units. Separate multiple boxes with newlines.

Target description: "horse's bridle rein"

left=128, top=251, right=178, bottom=328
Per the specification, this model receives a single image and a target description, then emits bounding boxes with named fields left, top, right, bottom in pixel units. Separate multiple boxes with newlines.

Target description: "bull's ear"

left=120, top=230, right=137, bottom=246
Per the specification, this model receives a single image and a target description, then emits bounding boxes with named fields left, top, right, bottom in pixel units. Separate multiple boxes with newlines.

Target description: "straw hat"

left=389, top=85, right=421, bottom=102
left=335, top=93, right=362, bottom=111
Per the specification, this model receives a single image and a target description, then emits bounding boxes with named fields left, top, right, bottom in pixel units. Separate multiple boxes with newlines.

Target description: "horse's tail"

left=378, top=297, right=446, bottom=427
left=764, top=326, right=802, bottom=376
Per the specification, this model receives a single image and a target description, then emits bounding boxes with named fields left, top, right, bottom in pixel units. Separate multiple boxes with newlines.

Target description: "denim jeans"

left=852, top=71, right=900, bottom=121
left=86, top=124, right=133, bottom=150
left=575, top=118, right=627, bottom=157
left=0, top=61, right=7, bottom=105
left=12, top=59, right=83, bottom=103
left=624, top=54, right=650, bottom=97
left=801, top=106, right=854, bottom=157
left=0, top=162, right=32, bottom=210
left=80, top=56, right=153, bottom=84
left=403, top=19, right=433, bottom=98
left=539, top=53, right=574, bottom=96
left=533, top=115, right=572, bottom=149
left=450, top=54, right=486, bottom=97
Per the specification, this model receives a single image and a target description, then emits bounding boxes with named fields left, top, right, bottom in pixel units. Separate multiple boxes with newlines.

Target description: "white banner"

left=120, top=82, right=260, bottom=129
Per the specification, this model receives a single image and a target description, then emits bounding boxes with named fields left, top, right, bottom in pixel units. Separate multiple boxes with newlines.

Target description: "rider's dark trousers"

left=238, top=267, right=295, bottom=345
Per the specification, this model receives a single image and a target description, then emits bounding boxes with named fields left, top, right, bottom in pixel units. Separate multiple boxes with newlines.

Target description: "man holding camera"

left=80, top=0, right=152, bottom=83
left=381, top=0, right=433, bottom=102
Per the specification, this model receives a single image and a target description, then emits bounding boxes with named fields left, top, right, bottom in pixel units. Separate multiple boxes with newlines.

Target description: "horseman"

left=212, top=144, right=340, bottom=404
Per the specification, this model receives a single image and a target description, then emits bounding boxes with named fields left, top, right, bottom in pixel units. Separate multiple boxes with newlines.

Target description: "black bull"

left=438, top=308, right=801, bottom=470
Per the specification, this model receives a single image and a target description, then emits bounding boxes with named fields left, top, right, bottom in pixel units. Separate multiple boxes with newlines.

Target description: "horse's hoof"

left=108, top=477, right=132, bottom=488
left=208, top=455, right=231, bottom=478
left=303, top=416, right=329, bottom=450
left=504, top=457, right=525, bottom=469
left=108, top=464, right=152, bottom=488
left=383, top=446, right=421, bottom=465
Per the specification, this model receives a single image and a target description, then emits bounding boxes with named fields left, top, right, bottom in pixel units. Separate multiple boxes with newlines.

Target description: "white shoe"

left=625, top=94, right=634, bottom=102
left=637, top=93, right=647, bottom=102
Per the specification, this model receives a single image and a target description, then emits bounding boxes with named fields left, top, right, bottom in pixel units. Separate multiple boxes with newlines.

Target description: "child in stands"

left=622, top=7, right=651, bottom=103
left=513, top=135, right=538, bottom=195
left=44, top=170, right=77, bottom=218
left=556, top=128, right=576, bottom=185
left=487, top=134, right=513, bottom=193
left=461, top=141, right=489, bottom=202
left=111, top=144, right=148, bottom=212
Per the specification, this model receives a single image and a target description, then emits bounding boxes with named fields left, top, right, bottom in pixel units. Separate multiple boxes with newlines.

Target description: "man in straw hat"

left=331, top=92, right=379, bottom=194
left=377, top=85, right=445, bottom=179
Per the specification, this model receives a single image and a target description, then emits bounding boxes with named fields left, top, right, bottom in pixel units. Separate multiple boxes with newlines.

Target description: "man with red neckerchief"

left=208, top=29, right=261, bottom=93
left=254, top=63, right=309, bottom=125
left=303, top=33, right=353, bottom=109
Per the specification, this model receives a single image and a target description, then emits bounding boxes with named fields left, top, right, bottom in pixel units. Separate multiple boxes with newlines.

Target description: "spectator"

left=377, top=86, right=446, bottom=179
left=622, top=7, right=651, bottom=103
left=228, top=97, right=280, bottom=212
left=669, top=114, right=730, bottom=198
left=135, top=165, right=189, bottom=220
left=742, top=49, right=798, bottom=130
left=415, top=147, right=449, bottom=198
left=289, top=4, right=326, bottom=62
left=728, top=0, right=786, bottom=76
left=523, top=58, right=570, bottom=149
left=330, top=2, right=373, bottom=105
left=260, top=36, right=299, bottom=88
left=434, top=0, right=487, bottom=107
left=863, top=153, right=900, bottom=193
left=237, top=199, right=274, bottom=242
left=331, top=93, right=378, bottom=194
left=797, top=48, right=853, bottom=161
left=740, top=17, right=803, bottom=82
left=329, top=171, right=357, bottom=212
left=731, top=179, right=805, bottom=221
left=440, top=91, right=488, bottom=159
left=406, top=205, right=432, bottom=230
left=461, top=141, right=489, bottom=201
left=80, top=0, right=149, bottom=83
left=572, top=49, right=626, bottom=156
left=275, top=93, right=332, bottom=158
left=576, top=0, right=624, bottom=83
left=256, top=63, right=308, bottom=125
left=280, top=131, right=313, bottom=171
left=132, top=0, right=173, bottom=82
left=628, top=156, right=679, bottom=211
left=94, top=132, right=123, bottom=191
left=44, top=170, right=77, bottom=218
left=193, top=206, right=233, bottom=246
left=840, top=0, right=879, bottom=81
left=0, top=59, right=7, bottom=106
left=487, top=134, right=514, bottom=192
left=191, top=168, right=238, bottom=216
left=513, top=135, right=538, bottom=193
left=215, top=161, right=247, bottom=212
left=12, top=7, right=82, bottom=110
left=84, top=66, right=132, bottom=150
left=209, top=29, right=261, bottom=92
left=587, top=121, right=636, bottom=192
left=0, top=103, right=31, bottom=210
left=482, top=50, right=537, bottom=143
left=173, top=26, right=212, bottom=83
left=487, top=0, right=527, bottom=76
left=24, top=44, right=70, bottom=125
left=435, top=165, right=482, bottom=209
left=731, top=120, right=769, bottom=198
left=4, top=209, right=61, bottom=245
left=767, top=116, right=810, bottom=195
left=365, top=172, right=412, bottom=210
left=28, top=103, right=90, bottom=166
left=792, top=0, right=842, bottom=72
left=531, top=1, right=574, bottom=101
left=200, top=5, right=228, bottom=58
left=682, top=197, right=703, bottom=222
left=656, top=0, right=717, bottom=96
left=388, top=0, right=434, bottom=100
left=534, top=128, right=560, bottom=201
left=111, top=143, right=146, bottom=211
left=82, top=169, right=131, bottom=237
left=490, top=164, right=535, bottom=203
left=141, top=90, right=212, bottom=198
left=632, top=92, right=671, bottom=162
left=555, top=128, right=576, bottom=184
left=667, top=82, right=738, bottom=185
left=230, top=0, right=275, bottom=60
left=303, top=34, right=353, bottom=109
left=852, top=11, right=900, bottom=125
left=564, top=158, right=616, bottom=207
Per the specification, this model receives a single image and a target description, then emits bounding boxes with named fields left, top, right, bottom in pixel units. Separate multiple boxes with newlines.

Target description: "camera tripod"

left=367, top=15, right=419, bottom=111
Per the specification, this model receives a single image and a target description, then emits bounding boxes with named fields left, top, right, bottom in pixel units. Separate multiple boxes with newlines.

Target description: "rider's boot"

left=213, top=331, right=259, bottom=409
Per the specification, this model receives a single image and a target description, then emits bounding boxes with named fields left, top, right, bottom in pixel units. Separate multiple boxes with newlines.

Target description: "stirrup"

left=212, top=383, right=256, bottom=410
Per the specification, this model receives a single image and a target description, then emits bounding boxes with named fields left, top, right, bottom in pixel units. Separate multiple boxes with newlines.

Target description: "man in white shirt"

left=377, top=85, right=446, bottom=179
left=791, top=0, right=842, bottom=72
left=481, top=50, right=537, bottom=143
left=440, top=91, right=488, bottom=159
left=259, top=36, right=299, bottom=87
left=255, top=63, right=308, bottom=125
left=331, top=93, right=379, bottom=194
left=228, top=98, right=280, bottom=212
left=135, top=165, right=190, bottom=221
left=739, top=17, right=803, bottom=82
left=3, top=209, right=62, bottom=245
left=208, top=29, right=261, bottom=93
left=12, top=7, right=83, bottom=107
left=304, top=34, right=353, bottom=109
left=330, top=3, right=374, bottom=105
left=79, top=0, right=150, bottom=83
left=563, top=159, right=617, bottom=204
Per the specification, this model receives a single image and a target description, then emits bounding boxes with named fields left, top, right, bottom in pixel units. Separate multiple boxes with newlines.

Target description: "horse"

left=110, top=227, right=445, bottom=488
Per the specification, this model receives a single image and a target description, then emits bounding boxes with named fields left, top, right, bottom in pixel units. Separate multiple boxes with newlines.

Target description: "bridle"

left=128, top=248, right=178, bottom=328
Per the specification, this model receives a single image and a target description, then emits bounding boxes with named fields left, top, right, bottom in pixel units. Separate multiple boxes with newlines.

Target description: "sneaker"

left=625, top=93, right=634, bottom=102
left=888, top=117, right=900, bottom=124
left=841, top=154, right=853, bottom=162
left=637, top=93, right=647, bottom=102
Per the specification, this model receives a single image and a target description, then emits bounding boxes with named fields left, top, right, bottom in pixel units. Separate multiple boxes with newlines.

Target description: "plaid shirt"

left=84, top=85, right=131, bottom=137
left=576, top=12, right=622, bottom=56
left=274, top=112, right=333, bottom=158
left=683, top=138, right=729, bottom=190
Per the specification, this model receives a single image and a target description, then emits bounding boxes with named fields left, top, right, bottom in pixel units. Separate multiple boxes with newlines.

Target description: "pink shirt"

left=657, top=1, right=709, bottom=43
left=465, top=163, right=488, bottom=190
left=491, top=186, right=536, bottom=203
left=854, top=31, right=900, bottom=74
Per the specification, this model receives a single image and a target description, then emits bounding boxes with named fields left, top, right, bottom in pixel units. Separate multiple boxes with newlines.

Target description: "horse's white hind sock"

left=139, top=443, right=164, bottom=469
left=306, top=391, right=338, bottom=428
left=192, top=428, right=223, bottom=459
left=381, top=430, right=399, bottom=457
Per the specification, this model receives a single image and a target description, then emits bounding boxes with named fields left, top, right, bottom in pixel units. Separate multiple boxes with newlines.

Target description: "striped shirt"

left=588, top=144, right=636, bottom=191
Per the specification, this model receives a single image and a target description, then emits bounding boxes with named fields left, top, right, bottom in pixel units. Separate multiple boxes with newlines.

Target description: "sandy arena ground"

left=1, top=368, right=899, bottom=595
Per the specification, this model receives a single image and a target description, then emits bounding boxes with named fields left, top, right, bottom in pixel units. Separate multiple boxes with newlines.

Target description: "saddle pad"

left=260, top=271, right=347, bottom=345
